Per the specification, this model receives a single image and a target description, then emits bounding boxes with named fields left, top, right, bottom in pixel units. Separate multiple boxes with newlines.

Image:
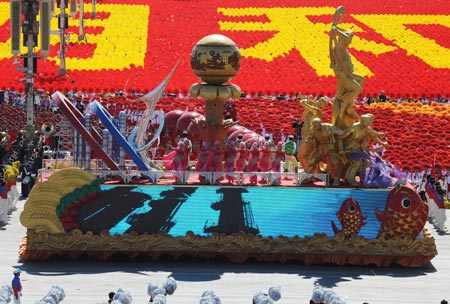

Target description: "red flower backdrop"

left=0, top=0, right=449, bottom=97
left=0, top=0, right=449, bottom=170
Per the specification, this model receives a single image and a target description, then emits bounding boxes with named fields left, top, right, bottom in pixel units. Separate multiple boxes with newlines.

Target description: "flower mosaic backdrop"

left=0, top=0, right=449, bottom=97
left=0, top=0, right=449, bottom=169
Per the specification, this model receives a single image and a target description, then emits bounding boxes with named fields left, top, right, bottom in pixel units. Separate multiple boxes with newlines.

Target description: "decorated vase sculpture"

left=190, top=34, right=241, bottom=148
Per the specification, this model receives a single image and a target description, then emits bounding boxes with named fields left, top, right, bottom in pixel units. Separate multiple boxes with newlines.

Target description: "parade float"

left=17, top=7, right=438, bottom=267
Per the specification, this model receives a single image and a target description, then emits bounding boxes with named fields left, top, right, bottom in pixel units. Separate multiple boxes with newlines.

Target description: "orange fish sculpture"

left=331, top=198, right=367, bottom=237
left=376, top=185, right=428, bottom=239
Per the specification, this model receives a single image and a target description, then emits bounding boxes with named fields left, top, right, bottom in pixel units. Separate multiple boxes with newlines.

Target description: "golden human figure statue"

left=297, top=96, right=329, bottom=169
left=329, top=6, right=366, bottom=129
left=340, top=114, right=388, bottom=186
left=304, top=118, right=346, bottom=186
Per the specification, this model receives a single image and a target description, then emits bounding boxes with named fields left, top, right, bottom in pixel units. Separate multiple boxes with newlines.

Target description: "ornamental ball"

left=190, top=34, right=241, bottom=85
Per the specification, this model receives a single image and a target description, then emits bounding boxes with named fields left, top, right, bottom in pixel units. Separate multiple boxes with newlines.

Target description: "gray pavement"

left=1, top=195, right=449, bottom=304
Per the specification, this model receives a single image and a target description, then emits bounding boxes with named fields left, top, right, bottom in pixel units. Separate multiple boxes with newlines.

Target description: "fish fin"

left=331, top=221, right=340, bottom=234
left=375, top=208, right=385, bottom=222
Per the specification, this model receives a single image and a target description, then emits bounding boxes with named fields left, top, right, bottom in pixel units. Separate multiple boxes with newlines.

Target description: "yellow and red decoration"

left=0, top=0, right=448, bottom=97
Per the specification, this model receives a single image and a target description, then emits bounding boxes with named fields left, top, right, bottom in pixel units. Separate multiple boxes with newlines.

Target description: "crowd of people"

left=4, top=269, right=450, bottom=303
left=0, top=129, right=45, bottom=198
left=6, top=269, right=400, bottom=304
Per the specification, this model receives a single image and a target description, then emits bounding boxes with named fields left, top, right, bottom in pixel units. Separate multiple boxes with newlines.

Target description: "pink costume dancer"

left=258, top=141, right=272, bottom=183
left=162, top=141, right=186, bottom=183
left=235, top=141, right=248, bottom=172
left=271, top=141, right=284, bottom=185
left=247, top=142, right=260, bottom=185
left=195, top=141, right=210, bottom=184
left=207, top=140, right=223, bottom=172
left=271, top=141, right=284, bottom=172
left=182, top=138, right=191, bottom=170
left=258, top=142, right=272, bottom=172
left=224, top=139, right=238, bottom=184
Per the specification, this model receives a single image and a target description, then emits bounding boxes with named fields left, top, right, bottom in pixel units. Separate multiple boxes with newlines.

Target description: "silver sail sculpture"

left=128, top=62, right=179, bottom=169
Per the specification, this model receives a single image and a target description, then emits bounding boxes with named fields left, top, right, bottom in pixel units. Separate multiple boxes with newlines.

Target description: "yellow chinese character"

left=353, top=14, right=450, bottom=69
left=219, top=7, right=404, bottom=77
left=0, top=3, right=149, bottom=71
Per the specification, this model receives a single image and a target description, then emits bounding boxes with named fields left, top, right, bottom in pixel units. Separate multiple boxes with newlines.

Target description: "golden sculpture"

left=304, top=118, right=345, bottom=186
left=291, top=6, right=388, bottom=186
left=190, top=34, right=242, bottom=148
left=297, top=97, right=329, bottom=169
left=329, top=6, right=366, bottom=129
left=340, top=114, right=388, bottom=186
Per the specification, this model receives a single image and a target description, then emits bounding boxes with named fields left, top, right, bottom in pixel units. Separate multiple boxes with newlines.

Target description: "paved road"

left=1, top=196, right=449, bottom=304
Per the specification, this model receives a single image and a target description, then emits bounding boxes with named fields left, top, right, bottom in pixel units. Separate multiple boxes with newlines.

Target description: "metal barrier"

left=38, top=167, right=329, bottom=187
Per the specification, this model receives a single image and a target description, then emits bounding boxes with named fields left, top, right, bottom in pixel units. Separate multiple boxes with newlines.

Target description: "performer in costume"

left=162, top=141, right=186, bottom=171
left=235, top=141, right=248, bottom=172
left=259, top=141, right=272, bottom=172
left=271, top=142, right=284, bottom=173
left=182, top=138, right=191, bottom=170
left=12, top=269, right=22, bottom=304
left=410, top=166, right=423, bottom=188
left=224, top=139, right=238, bottom=184
left=207, top=140, right=223, bottom=173
left=445, top=166, right=450, bottom=200
left=248, top=142, right=260, bottom=185
left=195, top=141, right=210, bottom=184
left=283, top=135, right=298, bottom=173
left=162, top=141, right=187, bottom=183
left=271, top=141, right=285, bottom=185
left=258, top=141, right=272, bottom=183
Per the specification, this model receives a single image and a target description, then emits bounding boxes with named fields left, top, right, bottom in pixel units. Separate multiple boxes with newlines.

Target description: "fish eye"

left=347, top=204, right=355, bottom=213
left=401, top=198, right=411, bottom=209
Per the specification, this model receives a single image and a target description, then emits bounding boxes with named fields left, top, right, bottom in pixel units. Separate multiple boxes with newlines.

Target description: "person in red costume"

left=258, top=141, right=272, bottom=183
left=258, top=141, right=272, bottom=172
left=235, top=141, right=248, bottom=172
left=162, top=141, right=187, bottom=184
left=195, top=141, right=210, bottom=184
left=207, top=140, right=223, bottom=173
left=271, top=141, right=285, bottom=185
left=248, top=142, right=260, bottom=185
left=224, top=139, right=238, bottom=184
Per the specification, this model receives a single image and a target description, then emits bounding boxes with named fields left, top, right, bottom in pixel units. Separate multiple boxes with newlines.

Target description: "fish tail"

left=331, top=221, right=341, bottom=235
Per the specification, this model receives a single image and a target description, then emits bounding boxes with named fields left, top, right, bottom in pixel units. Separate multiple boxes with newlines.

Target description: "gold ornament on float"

left=190, top=34, right=241, bottom=85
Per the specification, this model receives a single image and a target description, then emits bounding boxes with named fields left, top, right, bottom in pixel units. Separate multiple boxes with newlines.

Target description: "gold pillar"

left=189, top=83, right=241, bottom=147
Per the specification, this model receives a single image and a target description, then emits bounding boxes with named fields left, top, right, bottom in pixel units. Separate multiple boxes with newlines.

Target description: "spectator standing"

left=34, top=94, right=41, bottom=110
left=378, top=90, right=387, bottom=102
